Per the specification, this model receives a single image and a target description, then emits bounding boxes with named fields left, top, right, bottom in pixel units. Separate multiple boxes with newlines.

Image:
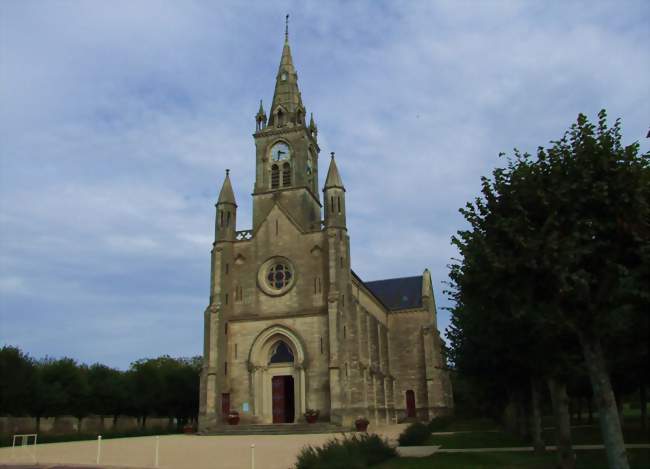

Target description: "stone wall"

left=0, top=416, right=173, bottom=436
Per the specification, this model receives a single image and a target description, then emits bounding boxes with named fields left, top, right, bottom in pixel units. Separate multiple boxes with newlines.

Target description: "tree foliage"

left=0, top=347, right=201, bottom=428
left=447, top=110, right=649, bottom=469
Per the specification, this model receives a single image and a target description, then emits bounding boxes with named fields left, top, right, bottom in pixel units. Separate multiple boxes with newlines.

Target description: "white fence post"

left=154, top=436, right=160, bottom=467
left=250, top=443, right=255, bottom=469
left=96, top=435, right=102, bottom=464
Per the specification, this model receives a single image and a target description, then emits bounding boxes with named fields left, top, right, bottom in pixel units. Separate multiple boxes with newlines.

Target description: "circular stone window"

left=258, top=257, right=296, bottom=296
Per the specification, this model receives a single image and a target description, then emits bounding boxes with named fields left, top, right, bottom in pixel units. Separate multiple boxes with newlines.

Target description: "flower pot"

left=306, top=414, right=318, bottom=424
left=355, top=421, right=369, bottom=432
left=228, top=416, right=240, bottom=425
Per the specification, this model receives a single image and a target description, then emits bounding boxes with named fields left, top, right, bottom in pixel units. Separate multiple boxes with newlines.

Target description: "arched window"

left=282, top=162, right=291, bottom=187
left=269, top=341, right=294, bottom=364
left=271, top=164, right=280, bottom=189
left=276, top=110, right=284, bottom=127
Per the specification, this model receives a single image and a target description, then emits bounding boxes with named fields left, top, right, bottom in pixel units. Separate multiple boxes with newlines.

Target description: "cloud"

left=1, top=0, right=648, bottom=368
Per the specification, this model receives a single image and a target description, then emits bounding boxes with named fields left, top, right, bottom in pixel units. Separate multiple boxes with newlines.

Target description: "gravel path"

left=0, top=425, right=408, bottom=469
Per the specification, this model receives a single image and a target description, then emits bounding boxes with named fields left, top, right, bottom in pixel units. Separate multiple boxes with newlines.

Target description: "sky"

left=1, top=1, right=648, bottom=370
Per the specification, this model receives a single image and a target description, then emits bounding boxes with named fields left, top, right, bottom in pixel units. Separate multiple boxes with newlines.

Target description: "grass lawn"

left=427, top=430, right=526, bottom=449
left=441, top=417, right=499, bottom=432
left=376, top=449, right=650, bottom=469
left=543, top=424, right=649, bottom=445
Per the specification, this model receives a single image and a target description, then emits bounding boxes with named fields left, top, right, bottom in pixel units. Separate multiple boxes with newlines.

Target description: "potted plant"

left=227, top=410, right=240, bottom=425
left=182, top=422, right=194, bottom=434
left=304, top=409, right=319, bottom=424
left=355, top=417, right=369, bottom=432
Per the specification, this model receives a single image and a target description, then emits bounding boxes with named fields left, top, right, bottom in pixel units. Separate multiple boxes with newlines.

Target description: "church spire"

left=268, top=15, right=305, bottom=127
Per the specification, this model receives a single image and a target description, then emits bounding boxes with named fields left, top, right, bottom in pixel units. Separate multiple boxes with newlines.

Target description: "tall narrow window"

left=224, top=362, right=228, bottom=376
left=234, top=343, right=238, bottom=359
left=220, top=210, right=224, bottom=226
left=271, top=164, right=280, bottom=189
left=320, top=337, right=324, bottom=354
left=337, top=197, right=341, bottom=214
left=226, top=211, right=231, bottom=226
left=225, top=263, right=229, bottom=274
left=225, top=322, right=228, bottom=335
left=225, top=293, right=229, bottom=305
left=343, top=325, right=347, bottom=338
left=282, top=162, right=291, bottom=186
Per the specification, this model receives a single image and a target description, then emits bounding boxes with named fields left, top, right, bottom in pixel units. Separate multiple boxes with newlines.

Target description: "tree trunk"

left=530, top=377, right=545, bottom=455
left=517, top=394, right=529, bottom=439
left=615, top=391, right=624, bottom=422
left=579, top=332, right=629, bottom=469
left=587, top=397, right=594, bottom=424
left=141, top=415, right=147, bottom=429
left=503, top=394, right=519, bottom=435
left=576, top=398, right=583, bottom=424
left=548, top=377, right=575, bottom=469
left=641, top=381, right=647, bottom=432
left=35, top=416, right=41, bottom=433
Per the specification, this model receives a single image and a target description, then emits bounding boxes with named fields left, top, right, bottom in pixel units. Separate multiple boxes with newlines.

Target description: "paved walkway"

left=436, top=443, right=650, bottom=453
left=0, top=425, right=409, bottom=469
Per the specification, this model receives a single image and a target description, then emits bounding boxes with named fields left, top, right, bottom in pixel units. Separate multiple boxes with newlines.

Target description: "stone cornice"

left=227, top=308, right=327, bottom=323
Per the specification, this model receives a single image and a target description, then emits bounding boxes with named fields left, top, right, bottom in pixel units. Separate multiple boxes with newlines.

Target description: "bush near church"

left=294, top=433, right=396, bottom=469
left=397, top=422, right=432, bottom=446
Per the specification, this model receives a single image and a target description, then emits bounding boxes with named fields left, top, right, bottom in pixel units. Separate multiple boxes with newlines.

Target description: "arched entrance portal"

left=248, top=326, right=307, bottom=424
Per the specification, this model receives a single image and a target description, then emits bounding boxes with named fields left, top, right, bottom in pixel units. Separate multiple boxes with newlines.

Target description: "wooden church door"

left=406, top=390, right=416, bottom=418
left=272, top=376, right=286, bottom=423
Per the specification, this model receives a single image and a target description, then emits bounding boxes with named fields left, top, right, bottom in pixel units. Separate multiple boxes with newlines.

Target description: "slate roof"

left=363, top=275, right=423, bottom=311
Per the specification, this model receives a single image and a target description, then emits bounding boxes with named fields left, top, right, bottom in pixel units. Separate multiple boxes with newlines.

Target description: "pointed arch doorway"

left=249, top=326, right=307, bottom=424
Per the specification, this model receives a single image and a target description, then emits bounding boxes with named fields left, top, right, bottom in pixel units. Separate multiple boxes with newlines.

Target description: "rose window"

left=266, top=263, right=293, bottom=290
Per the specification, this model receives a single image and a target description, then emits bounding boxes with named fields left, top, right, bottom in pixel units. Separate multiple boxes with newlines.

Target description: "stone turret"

left=323, top=153, right=346, bottom=229
left=255, top=100, right=267, bottom=132
left=215, top=169, right=237, bottom=242
left=421, top=269, right=437, bottom=321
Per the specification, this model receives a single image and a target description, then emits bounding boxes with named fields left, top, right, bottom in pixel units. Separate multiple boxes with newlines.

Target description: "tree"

left=87, top=363, right=128, bottom=428
left=448, top=111, right=649, bottom=469
left=0, top=346, right=36, bottom=416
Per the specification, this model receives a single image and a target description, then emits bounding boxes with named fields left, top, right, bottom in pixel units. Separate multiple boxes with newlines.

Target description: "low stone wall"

left=0, top=415, right=174, bottom=436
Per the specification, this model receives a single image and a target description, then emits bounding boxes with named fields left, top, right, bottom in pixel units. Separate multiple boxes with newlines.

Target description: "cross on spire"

left=285, top=14, right=289, bottom=42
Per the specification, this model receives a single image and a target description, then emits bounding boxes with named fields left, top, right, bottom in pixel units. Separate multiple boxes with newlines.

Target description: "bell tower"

left=252, top=15, right=321, bottom=232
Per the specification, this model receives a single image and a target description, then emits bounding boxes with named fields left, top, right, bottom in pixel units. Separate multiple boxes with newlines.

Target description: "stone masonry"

left=198, top=25, right=453, bottom=431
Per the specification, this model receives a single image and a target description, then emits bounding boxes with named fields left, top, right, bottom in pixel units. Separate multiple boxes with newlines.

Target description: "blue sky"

left=1, top=1, right=648, bottom=369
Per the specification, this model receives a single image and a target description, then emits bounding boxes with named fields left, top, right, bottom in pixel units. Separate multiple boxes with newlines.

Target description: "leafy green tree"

left=0, top=346, right=36, bottom=416
left=449, top=110, right=649, bottom=469
left=87, top=363, right=128, bottom=427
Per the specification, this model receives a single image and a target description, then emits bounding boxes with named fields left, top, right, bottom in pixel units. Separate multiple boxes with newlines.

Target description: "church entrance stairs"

left=200, top=422, right=344, bottom=436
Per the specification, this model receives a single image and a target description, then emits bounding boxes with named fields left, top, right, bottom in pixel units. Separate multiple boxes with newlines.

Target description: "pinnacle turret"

left=324, top=153, right=344, bottom=190
left=217, top=169, right=237, bottom=206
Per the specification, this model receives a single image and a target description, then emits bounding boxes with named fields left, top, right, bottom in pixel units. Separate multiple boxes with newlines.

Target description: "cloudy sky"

left=1, top=1, right=648, bottom=369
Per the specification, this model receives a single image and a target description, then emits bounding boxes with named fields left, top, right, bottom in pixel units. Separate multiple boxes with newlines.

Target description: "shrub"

left=294, top=433, right=396, bottom=469
left=428, top=415, right=453, bottom=432
left=397, top=422, right=431, bottom=446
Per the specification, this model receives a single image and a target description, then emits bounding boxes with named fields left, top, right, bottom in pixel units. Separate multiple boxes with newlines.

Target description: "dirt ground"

left=0, top=424, right=407, bottom=469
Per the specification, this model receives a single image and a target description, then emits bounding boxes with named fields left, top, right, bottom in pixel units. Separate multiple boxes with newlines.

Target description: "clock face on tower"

left=270, top=142, right=291, bottom=162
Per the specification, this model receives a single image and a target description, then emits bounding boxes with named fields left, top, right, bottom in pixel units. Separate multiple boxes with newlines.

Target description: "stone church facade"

left=198, top=29, right=453, bottom=431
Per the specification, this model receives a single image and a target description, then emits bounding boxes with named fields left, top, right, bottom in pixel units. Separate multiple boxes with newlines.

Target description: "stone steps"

left=201, top=423, right=348, bottom=435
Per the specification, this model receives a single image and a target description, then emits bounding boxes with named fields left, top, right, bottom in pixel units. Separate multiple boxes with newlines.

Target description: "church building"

left=198, top=24, right=453, bottom=431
